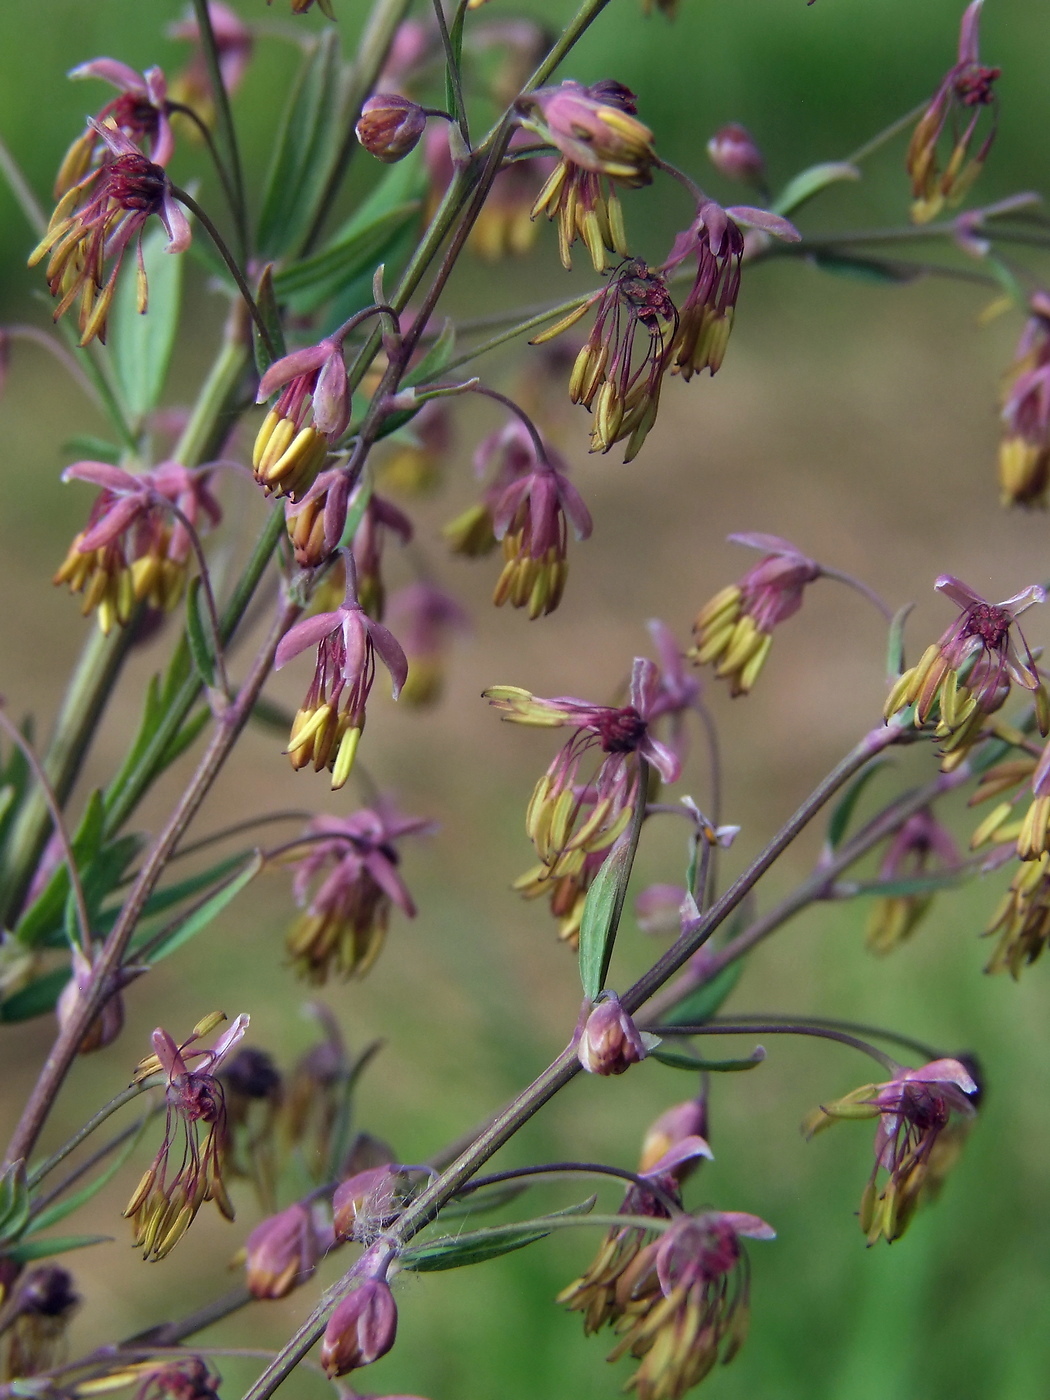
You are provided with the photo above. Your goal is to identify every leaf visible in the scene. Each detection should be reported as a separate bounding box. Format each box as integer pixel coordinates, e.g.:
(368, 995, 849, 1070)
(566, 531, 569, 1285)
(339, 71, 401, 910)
(111, 222, 184, 421)
(401, 1197, 596, 1273)
(663, 958, 744, 1027)
(62, 435, 122, 464)
(771, 161, 861, 217)
(6, 1234, 111, 1264)
(256, 31, 343, 258)
(15, 792, 105, 947)
(886, 602, 915, 681)
(845, 871, 963, 898)
(809, 251, 923, 285)
(0, 968, 69, 1023)
(578, 841, 633, 1002)
(0, 1160, 30, 1244)
(158, 707, 210, 770)
(274, 204, 421, 312)
(402, 320, 456, 389)
(825, 760, 890, 852)
(650, 1043, 766, 1073)
(185, 578, 217, 689)
(144, 852, 263, 963)
(252, 264, 286, 376)
(338, 478, 374, 550)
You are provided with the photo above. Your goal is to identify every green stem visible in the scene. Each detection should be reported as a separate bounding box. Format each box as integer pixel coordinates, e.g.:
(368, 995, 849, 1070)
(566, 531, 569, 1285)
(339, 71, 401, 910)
(174, 328, 251, 469)
(26, 1081, 149, 1189)
(190, 0, 249, 260)
(846, 100, 928, 166)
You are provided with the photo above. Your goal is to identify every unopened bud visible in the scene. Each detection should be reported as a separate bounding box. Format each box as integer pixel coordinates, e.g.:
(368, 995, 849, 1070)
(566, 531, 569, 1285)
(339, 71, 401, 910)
(575, 993, 650, 1075)
(706, 123, 766, 186)
(245, 1203, 318, 1299)
(638, 1099, 709, 1175)
(333, 1165, 401, 1241)
(357, 94, 428, 163)
(320, 1278, 398, 1377)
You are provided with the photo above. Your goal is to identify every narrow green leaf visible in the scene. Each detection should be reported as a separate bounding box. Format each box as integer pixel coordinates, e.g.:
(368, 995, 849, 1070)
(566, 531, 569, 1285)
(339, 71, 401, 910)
(771, 161, 860, 217)
(0, 968, 69, 1023)
(274, 204, 421, 310)
(810, 251, 922, 285)
(62, 435, 122, 464)
(111, 222, 184, 420)
(15, 791, 105, 947)
(145, 852, 263, 963)
(337, 477, 375, 551)
(650, 1043, 765, 1073)
(253, 264, 286, 376)
(0, 1160, 30, 1244)
(185, 577, 217, 689)
(846, 871, 962, 899)
(886, 602, 915, 681)
(578, 841, 633, 1002)
(7, 1234, 111, 1264)
(256, 32, 342, 258)
(159, 707, 210, 769)
(403, 320, 456, 388)
(825, 760, 890, 852)
(123, 850, 255, 927)
(402, 1197, 595, 1272)
(664, 959, 744, 1027)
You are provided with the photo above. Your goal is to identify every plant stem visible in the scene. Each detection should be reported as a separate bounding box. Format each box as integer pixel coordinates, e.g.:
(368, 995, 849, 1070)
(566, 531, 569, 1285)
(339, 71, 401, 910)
(649, 1022, 900, 1073)
(846, 101, 928, 166)
(432, 0, 470, 146)
(3, 600, 301, 1170)
(26, 1082, 149, 1189)
(190, 0, 249, 260)
(171, 187, 274, 358)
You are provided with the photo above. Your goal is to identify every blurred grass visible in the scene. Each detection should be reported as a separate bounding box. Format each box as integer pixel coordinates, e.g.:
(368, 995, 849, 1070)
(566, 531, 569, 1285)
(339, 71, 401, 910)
(3, 3, 1050, 1400)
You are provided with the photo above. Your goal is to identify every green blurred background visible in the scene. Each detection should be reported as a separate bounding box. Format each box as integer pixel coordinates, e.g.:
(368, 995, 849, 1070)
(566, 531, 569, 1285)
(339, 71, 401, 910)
(3, 2, 1050, 1398)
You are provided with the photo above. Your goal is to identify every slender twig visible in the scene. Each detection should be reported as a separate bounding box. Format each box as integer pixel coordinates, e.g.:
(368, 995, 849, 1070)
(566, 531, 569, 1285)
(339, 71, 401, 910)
(649, 1022, 901, 1074)
(165, 99, 242, 238)
(0, 130, 46, 235)
(654, 156, 704, 206)
(846, 100, 928, 166)
(161, 499, 231, 699)
(26, 1081, 151, 1189)
(190, 0, 248, 258)
(460, 383, 551, 464)
(170, 811, 313, 862)
(170, 187, 274, 358)
(818, 565, 895, 623)
(704, 1014, 942, 1065)
(0, 707, 91, 956)
(457, 1161, 683, 1216)
(27, 1111, 157, 1221)
(3, 326, 100, 405)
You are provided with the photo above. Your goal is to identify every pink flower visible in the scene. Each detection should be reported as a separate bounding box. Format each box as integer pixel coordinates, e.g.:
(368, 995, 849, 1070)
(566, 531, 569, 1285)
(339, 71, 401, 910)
(275, 560, 408, 790)
(253, 337, 350, 500)
(245, 1202, 330, 1299)
(57, 60, 174, 196)
(387, 582, 470, 706)
(999, 292, 1050, 507)
(706, 124, 766, 186)
(285, 802, 433, 983)
(320, 1249, 399, 1378)
(169, 4, 254, 114)
(575, 993, 651, 1075)
(29, 123, 190, 347)
(124, 1013, 248, 1260)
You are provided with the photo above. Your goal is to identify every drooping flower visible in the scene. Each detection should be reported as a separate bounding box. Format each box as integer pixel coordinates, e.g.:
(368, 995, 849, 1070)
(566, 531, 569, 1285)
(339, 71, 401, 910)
(906, 0, 1000, 223)
(133, 1358, 221, 1400)
(55, 941, 140, 1053)
(442, 414, 538, 559)
(244, 1201, 329, 1299)
(53, 459, 222, 632)
(357, 94, 428, 163)
(997, 292, 1050, 507)
(575, 993, 652, 1075)
(2, 1266, 80, 1379)
(275, 559, 408, 789)
(984, 851, 1050, 976)
(168, 4, 254, 130)
(540, 258, 678, 461)
(706, 124, 767, 188)
(606, 1210, 775, 1398)
(253, 337, 350, 500)
(320, 1247, 399, 1379)
(485, 657, 680, 873)
(519, 81, 654, 271)
(56, 61, 174, 197)
(386, 582, 470, 705)
(804, 1057, 978, 1244)
(220, 1046, 283, 1211)
(663, 202, 798, 381)
(333, 1163, 403, 1241)
(645, 619, 702, 765)
(865, 809, 961, 954)
(124, 1011, 248, 1260)
(283, 1003, 351, 1169)
(513, 836, 608, 949)
(884, 574, 1046, 768)
(486, 421, 592, 618)
(29, 123, 191, 347)
(283, 803, 433, 983)
(558, 1134, 711, 1334)
(689, 533, 821, 696)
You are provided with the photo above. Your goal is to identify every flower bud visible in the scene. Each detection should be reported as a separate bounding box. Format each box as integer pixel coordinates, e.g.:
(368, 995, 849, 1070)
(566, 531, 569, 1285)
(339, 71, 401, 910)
(333, 1165, 401, 1241)
(706, 123, 766, 185)
(244, 1203, 319, 1299)
(638, 1098, 709, 1175)
(320, 1278, 398, 1377)
(575, 993, 649, 1075)
(357, 95, 428, 163)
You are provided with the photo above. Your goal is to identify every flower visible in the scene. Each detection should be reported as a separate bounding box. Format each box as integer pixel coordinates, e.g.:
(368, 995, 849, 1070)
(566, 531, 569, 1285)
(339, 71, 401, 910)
(690, 533, 821, 696)
(645, 619, 702, 765)
(998, 292, 1050, 507)
(386, 582, 470, 705)
(56, 60, 173, 197)
(320, 1250, 399, 1379)
(253, 337, 350, 500)
(333, 1164, 403, 1241)
(984, 851, 1050, 975)
(575, 993, 652, 1075)
(544, 259, 678, 461)
(350, 493, 414, 620)
(29, 124, 190, 347)
(124, 1012, 248, 1260)
(55, 942, 140, 1053)
(3, 1266, 79, 1379)
(520, 81, 653, 271)
(245, 1202, 327, 1299)
(357, 94, 428, 162)
(485, 657, 680, 873)
(284, 803, 433, 983)
(442, 414, 540, 559)
(220, 1046, 283, 1209)
(906, 0, 999, 223)
(275, 559, 408, 789)
(706, 124, 766, 187)
(884, 575, 1046, 768)
(638, 1098, 709, 1175)
(168, 5, 254, 130)
(865, 809, 961, 954)
(605, 1210, 775, 1398)
(513, 838, 608, 949)
(53, 459, 222, 632)
(486, 421, 592, 618)
(804, 1057, 978, 1244)
(134, 1359, 221, 1400)
(558, 1135, 712, 1333)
